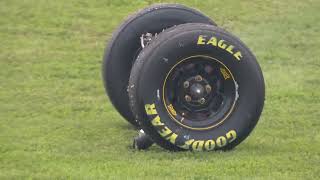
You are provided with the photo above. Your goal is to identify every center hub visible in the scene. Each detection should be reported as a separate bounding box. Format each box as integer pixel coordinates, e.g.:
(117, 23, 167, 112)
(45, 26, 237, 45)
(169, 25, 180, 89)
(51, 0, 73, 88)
(190, 83, 205, 99)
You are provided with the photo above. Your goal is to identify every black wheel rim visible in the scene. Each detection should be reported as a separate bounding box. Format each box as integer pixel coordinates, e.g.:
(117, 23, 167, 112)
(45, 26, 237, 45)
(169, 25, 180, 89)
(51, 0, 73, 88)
(163, 55, 238, 130)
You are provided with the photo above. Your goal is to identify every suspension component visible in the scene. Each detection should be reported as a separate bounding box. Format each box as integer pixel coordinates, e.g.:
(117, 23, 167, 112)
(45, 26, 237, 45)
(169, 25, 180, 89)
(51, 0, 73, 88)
(140, 33, 154, 48)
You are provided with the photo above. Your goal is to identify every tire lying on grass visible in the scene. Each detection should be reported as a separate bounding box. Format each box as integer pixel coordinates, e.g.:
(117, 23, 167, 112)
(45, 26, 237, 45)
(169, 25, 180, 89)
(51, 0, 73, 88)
(102, 4, 216, 128)
(128, 24, 265, 151)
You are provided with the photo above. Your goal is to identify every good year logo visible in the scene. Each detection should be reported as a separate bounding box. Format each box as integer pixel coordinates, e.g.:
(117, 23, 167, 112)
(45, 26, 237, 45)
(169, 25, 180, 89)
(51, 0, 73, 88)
(145, 104, 237, 151)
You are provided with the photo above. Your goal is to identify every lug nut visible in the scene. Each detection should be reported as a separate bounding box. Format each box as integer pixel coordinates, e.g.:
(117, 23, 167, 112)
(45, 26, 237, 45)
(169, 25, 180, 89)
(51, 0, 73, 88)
(195, 75, 203, 82)
(185, 95, 192, 102)
(205, 85, 212, 93)
(199, 98, 206, 104)
(183, 81, 190, 88)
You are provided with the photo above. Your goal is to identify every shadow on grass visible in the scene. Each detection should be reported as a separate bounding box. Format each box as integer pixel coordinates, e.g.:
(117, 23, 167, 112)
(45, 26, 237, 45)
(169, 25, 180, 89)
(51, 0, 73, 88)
(126, 140, 276, 161)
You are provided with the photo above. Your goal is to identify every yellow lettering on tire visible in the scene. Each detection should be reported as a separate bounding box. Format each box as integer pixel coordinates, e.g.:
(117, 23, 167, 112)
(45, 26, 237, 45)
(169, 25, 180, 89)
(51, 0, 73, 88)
(204, 140, 216, 151)
(151, 116, 164, 126)
(179, 139, 195, 149)
(145, 104, 157, 115)
(159, 126, 172, 137)
(166, 133, 178, 144)
(167, 104, 177, 116)
(220, 68, 231, 80)
(206, 37, 217, 46)
(216, 136, 227, 148)
(226, 130, 237, 143)
(197, 35, 206, 45)
(192, 141, 205, 151)
(196, 35, 242, 61)
(226, 45, 235, 54)
(218, 40, 227, 49)
(234, 51, 242, 61)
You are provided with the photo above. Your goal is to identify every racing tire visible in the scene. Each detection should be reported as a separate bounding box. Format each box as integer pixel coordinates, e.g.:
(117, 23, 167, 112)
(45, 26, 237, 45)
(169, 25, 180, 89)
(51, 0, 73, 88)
(128, 23, 265, 151)
(102, 4, 216, 127)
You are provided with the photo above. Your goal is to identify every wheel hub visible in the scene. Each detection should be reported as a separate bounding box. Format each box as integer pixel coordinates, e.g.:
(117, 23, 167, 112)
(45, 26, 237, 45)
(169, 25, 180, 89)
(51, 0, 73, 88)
(182, 74, 213, 107)
(190, 83, 205, 98)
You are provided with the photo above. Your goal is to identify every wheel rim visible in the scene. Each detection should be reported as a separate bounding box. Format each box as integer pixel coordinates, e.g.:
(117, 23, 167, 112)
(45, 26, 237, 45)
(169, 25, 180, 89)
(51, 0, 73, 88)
(163, 55, 238, 130)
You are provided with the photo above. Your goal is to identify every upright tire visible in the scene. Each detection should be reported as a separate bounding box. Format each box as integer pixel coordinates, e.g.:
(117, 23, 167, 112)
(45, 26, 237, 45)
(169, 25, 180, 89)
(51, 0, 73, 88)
(128, 24, 265, 151)
(102, 4, 216, 127)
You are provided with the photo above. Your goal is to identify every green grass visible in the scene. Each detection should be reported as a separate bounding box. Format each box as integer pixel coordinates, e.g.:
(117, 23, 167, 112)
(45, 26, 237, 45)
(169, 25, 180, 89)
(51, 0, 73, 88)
(1, 0, 319, 179)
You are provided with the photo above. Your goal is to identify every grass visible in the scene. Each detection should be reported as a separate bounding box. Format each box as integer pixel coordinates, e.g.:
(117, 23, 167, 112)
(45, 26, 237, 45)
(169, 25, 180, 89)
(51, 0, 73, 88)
(0, 0, 319, 179)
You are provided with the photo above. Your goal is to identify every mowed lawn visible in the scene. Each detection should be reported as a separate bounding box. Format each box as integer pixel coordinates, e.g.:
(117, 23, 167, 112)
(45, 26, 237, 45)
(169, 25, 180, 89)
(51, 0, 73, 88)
(0, 0, 319, 179)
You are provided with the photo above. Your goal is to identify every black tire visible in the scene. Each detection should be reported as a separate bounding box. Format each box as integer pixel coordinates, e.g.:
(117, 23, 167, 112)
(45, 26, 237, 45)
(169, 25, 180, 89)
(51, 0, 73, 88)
(128, 23, 265, 151)
(102, 4, 216, 127)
